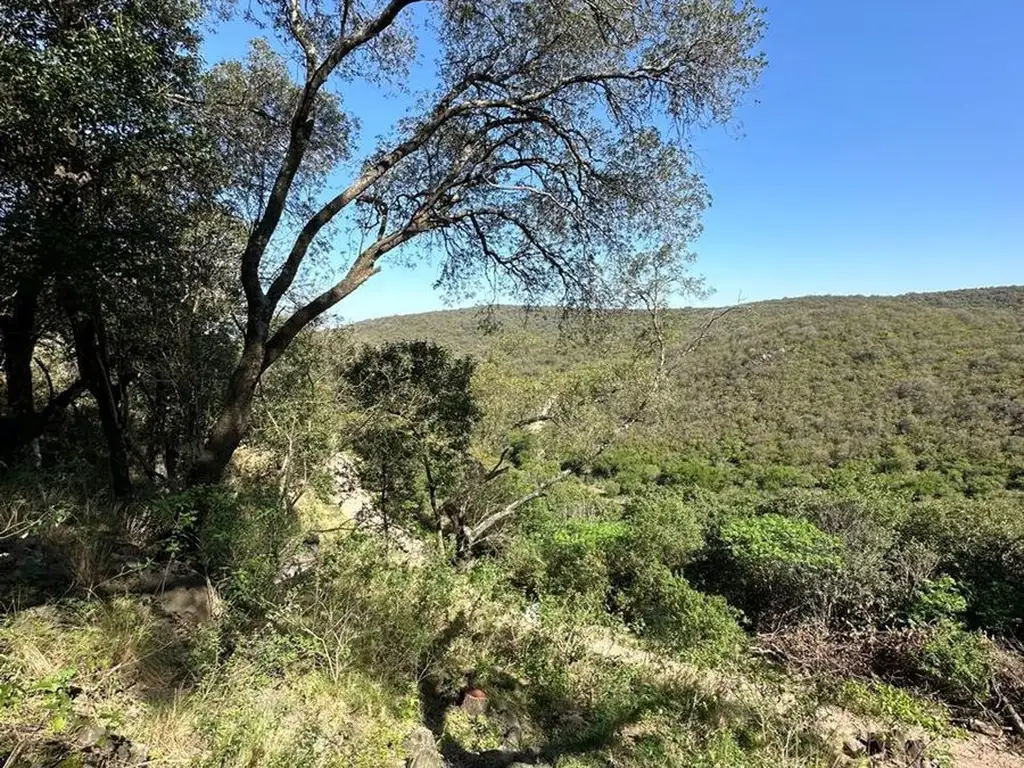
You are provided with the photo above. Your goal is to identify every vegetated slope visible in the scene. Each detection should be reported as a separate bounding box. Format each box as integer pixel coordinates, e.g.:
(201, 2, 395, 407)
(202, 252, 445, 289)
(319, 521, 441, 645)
(351, 286, 1024, 480)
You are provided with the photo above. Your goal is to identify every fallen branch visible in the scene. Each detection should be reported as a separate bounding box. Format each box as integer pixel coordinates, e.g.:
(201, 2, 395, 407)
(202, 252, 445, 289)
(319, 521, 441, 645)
(995, 680, 1024, 738)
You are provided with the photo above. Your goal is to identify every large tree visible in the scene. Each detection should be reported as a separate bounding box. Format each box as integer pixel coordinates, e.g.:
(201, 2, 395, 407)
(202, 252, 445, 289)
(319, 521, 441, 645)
(191, 0, 766, 483)
(0, 0, 224, 489)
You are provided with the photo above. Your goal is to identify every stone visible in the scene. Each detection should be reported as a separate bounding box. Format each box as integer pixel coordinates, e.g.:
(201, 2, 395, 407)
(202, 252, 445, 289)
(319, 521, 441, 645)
(156, 583, 218, 624)
(842, 737, 866, 758)
(502, 722, 523, 750)
(73, 718, 108, 748)
(405, 726, 444, 768)
(967, 718, 1003, 737)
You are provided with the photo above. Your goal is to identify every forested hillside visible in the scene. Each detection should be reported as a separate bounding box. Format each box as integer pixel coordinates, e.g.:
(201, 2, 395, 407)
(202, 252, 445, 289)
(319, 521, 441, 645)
(354, 286, 1024, 482)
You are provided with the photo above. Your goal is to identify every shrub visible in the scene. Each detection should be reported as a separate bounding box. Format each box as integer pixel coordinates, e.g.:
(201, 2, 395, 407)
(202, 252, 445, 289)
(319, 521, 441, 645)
(617, 463, 663, 495)
(896, 471, 955, 500)
(907, 576, 967, 626)
(916, 622, 994, 703)
(590, 445, 663, 494)
(797, 497, 933, 625)
(613, 565, 743, 661)
(504, 517, 627, 607)
(611, 491, 705, 575)
(748, 464, 816, 492)
(837, 680, 951, 734)
(272, 535, 455, 691)
(701, 514, 844, 628)
(899, 499, 1024, 634)
(658, 457, 732, 492)
(541, 519, 626, 601)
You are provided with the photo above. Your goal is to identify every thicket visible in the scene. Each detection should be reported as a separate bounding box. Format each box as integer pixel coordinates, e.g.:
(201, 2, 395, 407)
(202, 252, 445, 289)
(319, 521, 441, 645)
(4, 288, 1024, 764)
(1, 0, 1022, 762)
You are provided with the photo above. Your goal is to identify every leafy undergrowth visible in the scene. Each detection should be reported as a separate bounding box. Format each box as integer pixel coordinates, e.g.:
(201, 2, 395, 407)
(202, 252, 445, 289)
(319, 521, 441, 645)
(0, 533, 839, 767)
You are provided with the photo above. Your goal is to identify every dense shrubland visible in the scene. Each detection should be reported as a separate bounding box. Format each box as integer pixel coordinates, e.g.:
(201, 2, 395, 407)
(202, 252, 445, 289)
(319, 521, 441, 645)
(3, 288, 1024, 765)
(2, 0, 1023, 764)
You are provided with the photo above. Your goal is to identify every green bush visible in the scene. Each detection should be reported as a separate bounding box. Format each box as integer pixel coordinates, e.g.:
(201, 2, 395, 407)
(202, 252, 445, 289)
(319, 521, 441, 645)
(598, 493, 741, 659)
(899, 500, 1024, 634)
(907, 576, 967, 626)
(590, 445, 664, 495)
(747, 464, 816, 492)
(701, 514, 844, 627)
(541, 519, 627, 601)
(272, 534, 455, 691)
(617, 463, 663, 495)
(837, 680, 951, 734)
(613, 565, 743, 660)
(504, 517, 626, 606)
(658, 457, 732, 492)
(796, 497, 927, 625)
(916, 622, 993, 703)
(896, 471, 955, 500)
(611, 492, 705, 576)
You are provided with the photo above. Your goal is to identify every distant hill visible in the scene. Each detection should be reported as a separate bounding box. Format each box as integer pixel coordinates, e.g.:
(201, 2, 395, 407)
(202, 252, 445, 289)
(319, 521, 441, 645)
(350, 286, 1024, 476)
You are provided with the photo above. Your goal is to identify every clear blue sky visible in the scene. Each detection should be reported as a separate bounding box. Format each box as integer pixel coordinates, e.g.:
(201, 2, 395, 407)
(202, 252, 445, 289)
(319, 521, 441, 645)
(202, 1, 1023, 321)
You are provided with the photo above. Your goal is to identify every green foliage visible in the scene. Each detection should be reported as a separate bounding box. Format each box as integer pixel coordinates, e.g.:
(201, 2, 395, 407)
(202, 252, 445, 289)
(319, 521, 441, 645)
(541, 520, 625, 601)
(592, 446, 663, 494)
(442, 708, 505, 752)
(747, 464, 816, 492)
(907, 576, 968, 626)
(150, 484, 298, 607)
(605, 494, 742, 658)
(899, 498, 1024, 634)
(342, 341, 480, 531)
(272, 535, 456, 691)
(659, 457, 733, 492)
(31, 667, 77, 732)
(613, 566, 744, 661)
(505, 490, 741, 659)
(703, 514, 844, 627)
(837, 680, 951, 734)
(916, 622, 994, 703)
(612, 492, 706, 575)
(354, 290, 1024, 484)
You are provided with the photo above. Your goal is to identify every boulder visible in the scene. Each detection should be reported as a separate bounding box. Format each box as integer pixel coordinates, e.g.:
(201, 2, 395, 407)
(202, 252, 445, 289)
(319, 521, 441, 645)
(405, 726, 444, 768)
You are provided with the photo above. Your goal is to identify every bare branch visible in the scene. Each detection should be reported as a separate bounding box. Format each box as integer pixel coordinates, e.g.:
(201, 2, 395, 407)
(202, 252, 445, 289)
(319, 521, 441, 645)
(467, 468, 572, 547)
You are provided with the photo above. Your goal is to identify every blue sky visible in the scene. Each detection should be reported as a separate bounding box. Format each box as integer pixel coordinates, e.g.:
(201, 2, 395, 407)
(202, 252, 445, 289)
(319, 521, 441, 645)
(202, 1, 1023, 321)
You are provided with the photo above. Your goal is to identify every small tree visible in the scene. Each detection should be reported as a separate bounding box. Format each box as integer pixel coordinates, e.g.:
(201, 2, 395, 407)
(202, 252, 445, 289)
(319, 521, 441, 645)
(343, 341, 480, 534)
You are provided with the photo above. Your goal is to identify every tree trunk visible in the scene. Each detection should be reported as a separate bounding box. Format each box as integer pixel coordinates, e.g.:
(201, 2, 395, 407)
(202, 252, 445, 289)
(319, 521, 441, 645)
(188, 341, 265, 485)
(66, 299, 132, 497)
(2, 282, 39, 421)
(1, 278, 42, 466)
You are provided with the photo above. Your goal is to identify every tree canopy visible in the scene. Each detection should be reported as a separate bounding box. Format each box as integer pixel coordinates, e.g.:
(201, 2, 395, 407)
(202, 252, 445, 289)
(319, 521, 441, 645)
(0, 0, 228, 490)
(190, 0, 767, 482)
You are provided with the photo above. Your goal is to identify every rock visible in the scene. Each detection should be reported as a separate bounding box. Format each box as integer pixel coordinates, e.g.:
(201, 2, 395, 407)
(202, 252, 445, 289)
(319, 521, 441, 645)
(502, 721, 523, 750)
(405, 726, 443, 768)
(155, 583, 218, 624)
(82, 733, 148, 766)
(74, 717, 108, 748)
(842, 737, 866, 757)
(461, 688, 488, 716)
(967, 717, 1003, 737)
